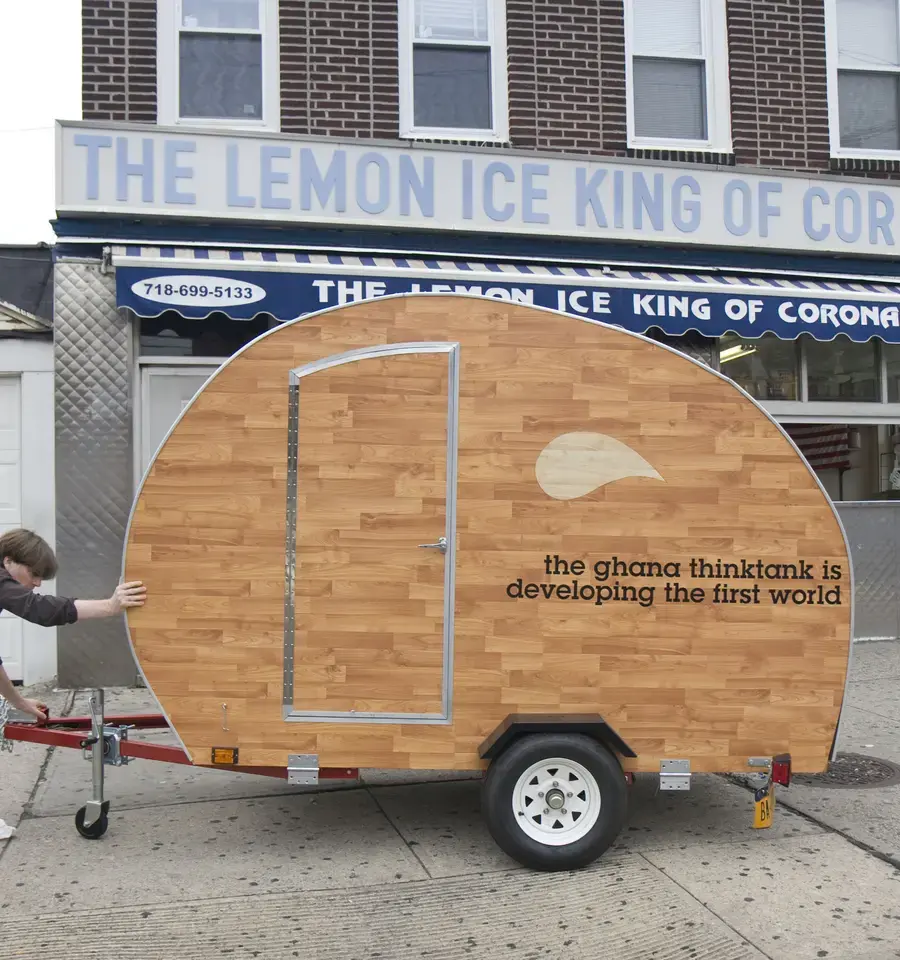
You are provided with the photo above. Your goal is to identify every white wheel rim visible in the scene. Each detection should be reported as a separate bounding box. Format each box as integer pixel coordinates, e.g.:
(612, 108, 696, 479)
(511, 757, 602, 846)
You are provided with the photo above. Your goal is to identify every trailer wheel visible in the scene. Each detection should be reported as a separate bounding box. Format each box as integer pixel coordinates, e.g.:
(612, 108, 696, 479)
(75, 805, 109, 840)
(482, 733, 627, 872)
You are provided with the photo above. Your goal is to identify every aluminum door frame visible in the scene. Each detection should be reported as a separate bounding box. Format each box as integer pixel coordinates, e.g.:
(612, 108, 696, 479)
(283, 342, 460, 724)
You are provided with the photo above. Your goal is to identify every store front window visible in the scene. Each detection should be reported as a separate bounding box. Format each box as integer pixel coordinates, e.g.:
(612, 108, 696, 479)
(138, 311, 276, 357)
(716, 332, 884, 404)
(883, 342, 900, 403)
(646, 327, 718, 367)
(786, 423, 900, 501)
(805, 334, 879, 402)
(717, 333, 798, 400)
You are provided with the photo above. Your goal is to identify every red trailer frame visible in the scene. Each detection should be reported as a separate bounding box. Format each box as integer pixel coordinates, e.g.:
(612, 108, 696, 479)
(4, 712, 358, 779)
(0, 690, 358, 839)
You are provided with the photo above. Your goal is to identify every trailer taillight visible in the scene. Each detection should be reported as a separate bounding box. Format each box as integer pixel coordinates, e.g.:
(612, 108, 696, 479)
(772, 753, 791, 787)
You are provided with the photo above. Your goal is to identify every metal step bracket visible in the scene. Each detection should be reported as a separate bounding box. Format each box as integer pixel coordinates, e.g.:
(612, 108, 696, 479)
(746, 756, 773, 787)
(288, 753, 319, 785)
(659, 758, 691, 791)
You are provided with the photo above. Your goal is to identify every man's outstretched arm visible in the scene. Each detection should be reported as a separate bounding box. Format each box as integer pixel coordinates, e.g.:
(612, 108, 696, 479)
(0, 579, 146, 625)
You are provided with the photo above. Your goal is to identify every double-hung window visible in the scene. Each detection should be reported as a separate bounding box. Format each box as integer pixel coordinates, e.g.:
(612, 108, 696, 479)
(624, 0, 731, 152)
(827, 0, 900, 156)
(157, 0, 280, 130)
(398, 0, 509, 141)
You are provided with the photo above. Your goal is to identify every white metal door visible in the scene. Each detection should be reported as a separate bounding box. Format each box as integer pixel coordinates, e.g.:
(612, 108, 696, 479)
(0, 377, 23, 678)
(139, 367, 217, 475)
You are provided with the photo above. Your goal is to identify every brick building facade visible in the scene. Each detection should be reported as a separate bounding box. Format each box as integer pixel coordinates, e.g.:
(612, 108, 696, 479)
(81, 0, 900, 175)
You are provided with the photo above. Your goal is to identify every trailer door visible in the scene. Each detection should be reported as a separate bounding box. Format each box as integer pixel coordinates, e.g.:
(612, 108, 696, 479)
(283, 342, 459, 725)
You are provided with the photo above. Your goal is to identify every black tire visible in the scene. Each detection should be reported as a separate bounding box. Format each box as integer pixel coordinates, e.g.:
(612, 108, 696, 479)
(482, 733, 628, 872)
(75, 804, 109, 839)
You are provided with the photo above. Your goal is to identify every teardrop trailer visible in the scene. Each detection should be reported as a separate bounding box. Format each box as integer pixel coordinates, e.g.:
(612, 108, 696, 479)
(1, 294, 853, 872)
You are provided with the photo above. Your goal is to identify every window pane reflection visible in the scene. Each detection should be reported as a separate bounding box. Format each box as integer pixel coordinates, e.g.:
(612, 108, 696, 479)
(182, 0, 259, 29)
(838, 72, 900, 150)
(180, 34, 262, 119)
(414, 0, 489, 41)
(139, 313, 274, 357)
(718, 333, 797, 400)
(633, 58, 707, 140)
(413, 46, 492, 129)
(884, 342, 900, 401)
(805, 334, 878, 401)
(645, 328, 717, 366)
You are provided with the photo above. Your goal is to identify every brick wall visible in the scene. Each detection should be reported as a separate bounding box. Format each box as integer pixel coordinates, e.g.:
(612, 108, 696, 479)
(279, 0, 628, 153)
(503, 0, 628, 156)
(279, 0, 398, 138)
(79, 0, 627, 154)
(727, 0, 831, 172)
(83, 0, 156, 123)
(724, 0, 900, 177)
(81, 0, 900, 180)
(508, 1, 601, 153)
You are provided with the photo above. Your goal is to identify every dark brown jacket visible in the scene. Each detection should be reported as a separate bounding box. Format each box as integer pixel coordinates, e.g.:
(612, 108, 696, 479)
(0, 568, 77, 666)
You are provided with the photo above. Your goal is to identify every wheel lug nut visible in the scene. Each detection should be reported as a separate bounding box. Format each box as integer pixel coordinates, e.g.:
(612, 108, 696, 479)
(567, 792, 573, 798)
(561, 808, 567, 815)
(543, 808, 550, 814)
(552, 781, 559, 787)
(538, 791, 544, 798)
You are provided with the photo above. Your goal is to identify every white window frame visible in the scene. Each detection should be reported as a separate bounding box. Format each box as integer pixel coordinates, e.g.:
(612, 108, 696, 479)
(157, 0, 281, 131)
(825, 0, 900, 159)
(624, 0, 732, 153)
(398, 0, 509, 142)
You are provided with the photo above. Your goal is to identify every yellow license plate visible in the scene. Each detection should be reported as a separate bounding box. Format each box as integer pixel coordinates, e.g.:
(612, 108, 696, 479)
(753, 781, 775, 829)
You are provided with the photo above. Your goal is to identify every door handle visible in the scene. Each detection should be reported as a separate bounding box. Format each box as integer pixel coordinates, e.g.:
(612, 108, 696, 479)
(418, 536, 448, 554)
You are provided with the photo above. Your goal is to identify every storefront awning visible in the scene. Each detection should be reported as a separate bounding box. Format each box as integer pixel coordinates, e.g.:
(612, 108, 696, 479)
(111, 245, 900, 343)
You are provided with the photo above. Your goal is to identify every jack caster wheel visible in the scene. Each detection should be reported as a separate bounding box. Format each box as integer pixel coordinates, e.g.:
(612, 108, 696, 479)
(75, 802, 110, 839)
(483, 733, 628, 872)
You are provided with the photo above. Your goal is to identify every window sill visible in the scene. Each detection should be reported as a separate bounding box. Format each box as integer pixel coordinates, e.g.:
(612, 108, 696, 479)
(628, 137, 733, 154)
(400, 128, 510, 144)
(763, 400, 900, 424)
(159, 115, 281, 134)
(831, 147, 900, 160)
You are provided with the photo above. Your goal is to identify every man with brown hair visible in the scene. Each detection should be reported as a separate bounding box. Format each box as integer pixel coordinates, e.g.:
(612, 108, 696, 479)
(0, 528, 146, 721)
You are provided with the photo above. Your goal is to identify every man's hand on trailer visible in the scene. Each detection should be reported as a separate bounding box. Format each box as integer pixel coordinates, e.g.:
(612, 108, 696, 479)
(0, 667, 48, 722)
(13, 698, 48, 723)
(74, 581, 147, 619)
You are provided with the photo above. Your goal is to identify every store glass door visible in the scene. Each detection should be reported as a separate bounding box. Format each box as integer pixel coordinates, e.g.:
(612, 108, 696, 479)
(139, 366, 218, 475)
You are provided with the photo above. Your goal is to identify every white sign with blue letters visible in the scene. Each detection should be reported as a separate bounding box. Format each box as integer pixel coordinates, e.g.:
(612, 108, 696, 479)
(58, 122, 900, 258)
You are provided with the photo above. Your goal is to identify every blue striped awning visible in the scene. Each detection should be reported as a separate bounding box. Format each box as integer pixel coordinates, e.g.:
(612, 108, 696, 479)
(110, 245, 900, 343)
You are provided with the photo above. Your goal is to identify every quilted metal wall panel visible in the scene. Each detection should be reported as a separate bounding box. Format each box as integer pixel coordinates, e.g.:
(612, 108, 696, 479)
(835, 502, 900, 642)
(54, 260, 137, 685)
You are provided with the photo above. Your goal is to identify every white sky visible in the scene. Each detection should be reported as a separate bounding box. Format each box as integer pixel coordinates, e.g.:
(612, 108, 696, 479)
(0, 2, 82, 244)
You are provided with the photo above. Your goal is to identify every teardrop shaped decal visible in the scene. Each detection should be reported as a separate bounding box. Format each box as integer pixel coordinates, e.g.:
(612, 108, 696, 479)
(535, 432, 664, 500)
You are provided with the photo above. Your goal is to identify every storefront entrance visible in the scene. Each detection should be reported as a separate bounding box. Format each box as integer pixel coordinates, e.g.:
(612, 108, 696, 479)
(138, 366, 217, 476)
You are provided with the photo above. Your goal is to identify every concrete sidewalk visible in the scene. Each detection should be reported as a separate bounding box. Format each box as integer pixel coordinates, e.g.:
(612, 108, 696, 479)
(2, 644, 900, 960)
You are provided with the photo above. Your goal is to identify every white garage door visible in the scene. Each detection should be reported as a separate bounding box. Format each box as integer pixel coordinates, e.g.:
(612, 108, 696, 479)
(0, 376, 23, 680)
